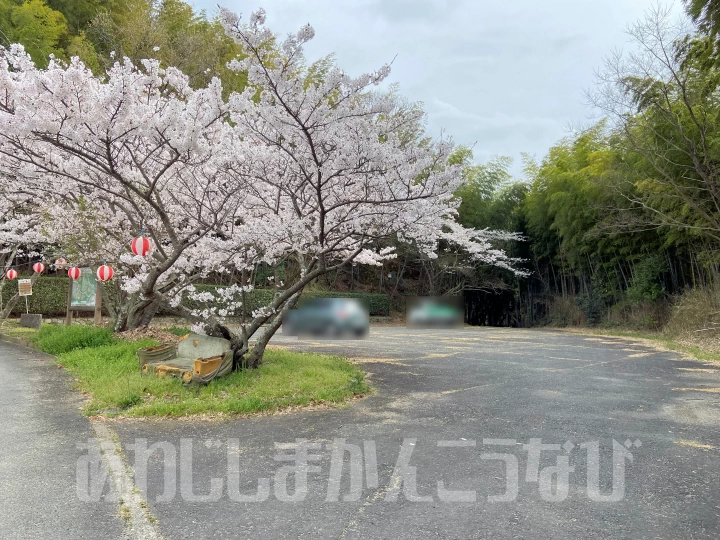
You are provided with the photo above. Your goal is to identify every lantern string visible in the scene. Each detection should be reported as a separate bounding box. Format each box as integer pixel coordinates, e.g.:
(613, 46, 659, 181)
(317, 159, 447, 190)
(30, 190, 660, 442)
(3, 237, 144, 272)
(1, 255, 117, 272)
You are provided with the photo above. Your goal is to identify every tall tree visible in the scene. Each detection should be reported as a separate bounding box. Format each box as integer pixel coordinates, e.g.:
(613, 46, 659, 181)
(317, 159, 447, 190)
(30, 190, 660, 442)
(86, 0, 248, 91)
(592, 6, 720, 244)
(685, 0, 720, 36)
(0, 8, 523, 366)
(46, 0, 103, 32)
(5, 0, 67, 66)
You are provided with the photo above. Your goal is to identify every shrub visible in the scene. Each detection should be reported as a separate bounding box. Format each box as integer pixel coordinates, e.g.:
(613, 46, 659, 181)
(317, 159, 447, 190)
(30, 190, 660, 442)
(170, 286, 391, 316)
(665, 285, 720, 338)
(7, 277, 392, 317)
(626, 255, 667, 302)
(184, 285, 276, 316)
(35, 324, 114, 355)
(576, 294, 605, 326)
(546, 296, 586, 326)
(605, 297, 669, 331)
(6, 276, 70, 316)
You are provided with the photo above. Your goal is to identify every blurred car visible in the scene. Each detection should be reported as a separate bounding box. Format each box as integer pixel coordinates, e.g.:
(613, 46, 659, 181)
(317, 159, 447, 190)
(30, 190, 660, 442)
(282, 298, 369, 338)
(406, 296, 464, 328)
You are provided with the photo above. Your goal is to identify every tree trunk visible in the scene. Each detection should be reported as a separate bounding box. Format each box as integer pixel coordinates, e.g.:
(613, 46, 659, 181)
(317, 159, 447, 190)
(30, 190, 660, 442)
(230, 336, 250, 371)
(127, 303, 160, 328)
(243, 312, 281, 369)
(243, 289, 302, 369)
(0, 292, 20, 320)
(112, 297, 164, 332)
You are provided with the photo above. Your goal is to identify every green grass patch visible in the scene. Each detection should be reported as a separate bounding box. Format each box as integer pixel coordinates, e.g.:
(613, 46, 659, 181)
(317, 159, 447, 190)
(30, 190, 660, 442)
(29, 324, 369, 417)
(0, 319, 41, 341)
(164, 326, 192, 336)
(35, 324, 114, 355)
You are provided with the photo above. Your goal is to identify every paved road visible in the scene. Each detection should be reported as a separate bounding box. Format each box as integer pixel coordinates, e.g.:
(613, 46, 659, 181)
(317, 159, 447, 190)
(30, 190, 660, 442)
(0, 341, 127, 540)
(108, 327, 720, 539)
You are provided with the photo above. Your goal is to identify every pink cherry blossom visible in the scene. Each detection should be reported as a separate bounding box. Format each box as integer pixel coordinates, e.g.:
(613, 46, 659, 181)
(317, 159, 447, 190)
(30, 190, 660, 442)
(0, 10, 524, 367)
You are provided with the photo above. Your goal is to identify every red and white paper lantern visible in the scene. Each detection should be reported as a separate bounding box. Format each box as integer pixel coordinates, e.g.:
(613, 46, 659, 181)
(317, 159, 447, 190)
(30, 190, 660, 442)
(131, 236, 151, 257)
(32, 262, 45, 274)
(67, 267, 81, 280)
(96, 264, 114, 282)
(5, 268, 17, 280)
(54, 258, 67, 269)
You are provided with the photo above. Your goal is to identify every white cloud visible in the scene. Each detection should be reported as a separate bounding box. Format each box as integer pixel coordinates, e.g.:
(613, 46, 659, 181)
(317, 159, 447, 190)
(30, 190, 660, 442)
(192, 0, 684, 175)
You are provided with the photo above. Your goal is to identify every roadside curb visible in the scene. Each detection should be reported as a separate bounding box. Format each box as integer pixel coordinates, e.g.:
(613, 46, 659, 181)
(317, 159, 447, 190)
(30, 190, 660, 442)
(0, 333, 34, 349)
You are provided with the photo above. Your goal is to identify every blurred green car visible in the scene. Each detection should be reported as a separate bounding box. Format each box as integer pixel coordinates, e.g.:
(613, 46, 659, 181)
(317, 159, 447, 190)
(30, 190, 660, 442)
(407, 297, 464, 328)
(283, 298, 369, 338)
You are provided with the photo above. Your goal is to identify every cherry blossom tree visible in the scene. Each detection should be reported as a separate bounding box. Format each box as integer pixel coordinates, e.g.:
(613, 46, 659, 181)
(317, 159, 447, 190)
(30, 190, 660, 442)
(0, 172, 48, 319)
(0, 177, 26, 274)
(0, 7, 524, 369)
(0, 44, 244, 330)
(203, 8, 524, 365)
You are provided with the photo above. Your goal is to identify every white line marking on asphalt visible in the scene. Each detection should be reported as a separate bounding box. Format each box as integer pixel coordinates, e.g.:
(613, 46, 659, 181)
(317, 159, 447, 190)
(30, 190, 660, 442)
(92, 421, 162, 540)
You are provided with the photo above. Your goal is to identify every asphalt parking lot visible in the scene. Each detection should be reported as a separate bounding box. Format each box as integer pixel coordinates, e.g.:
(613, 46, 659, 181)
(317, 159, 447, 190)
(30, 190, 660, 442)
(104, 327, 720, 539)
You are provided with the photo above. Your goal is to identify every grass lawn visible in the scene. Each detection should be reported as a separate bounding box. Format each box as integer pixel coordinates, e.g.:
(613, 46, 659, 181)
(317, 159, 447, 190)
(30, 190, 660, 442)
(2, 322, 369, 418)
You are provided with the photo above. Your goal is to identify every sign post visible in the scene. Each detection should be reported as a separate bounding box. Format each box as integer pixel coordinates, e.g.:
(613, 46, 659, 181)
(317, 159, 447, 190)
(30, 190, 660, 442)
(18, 279, 32, 314)
(17, 278, 42, 328)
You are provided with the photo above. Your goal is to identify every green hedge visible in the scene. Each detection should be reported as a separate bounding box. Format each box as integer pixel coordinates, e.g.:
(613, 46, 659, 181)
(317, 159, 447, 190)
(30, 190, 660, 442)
(4, 277, 69, 316)
(297, 291, 391, 316)
(184, 285, 276, 316)
(3, 277, 390, 317)
(185, 285, 390, 316)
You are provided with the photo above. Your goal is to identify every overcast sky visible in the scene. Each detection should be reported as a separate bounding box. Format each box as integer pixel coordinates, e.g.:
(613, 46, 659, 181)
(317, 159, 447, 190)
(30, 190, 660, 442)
(190, 0, 682, 177)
